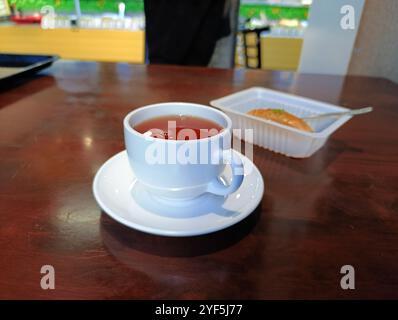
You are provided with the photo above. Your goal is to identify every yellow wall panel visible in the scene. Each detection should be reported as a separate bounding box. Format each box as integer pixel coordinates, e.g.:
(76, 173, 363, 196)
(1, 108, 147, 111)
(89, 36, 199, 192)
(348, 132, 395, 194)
(0, 25, 145, 63)
(260, 37, 303, 71)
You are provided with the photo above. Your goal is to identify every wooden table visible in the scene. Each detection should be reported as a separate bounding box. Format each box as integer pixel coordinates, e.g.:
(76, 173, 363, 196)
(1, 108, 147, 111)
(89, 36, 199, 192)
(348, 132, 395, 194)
(0, 61, 397, 299)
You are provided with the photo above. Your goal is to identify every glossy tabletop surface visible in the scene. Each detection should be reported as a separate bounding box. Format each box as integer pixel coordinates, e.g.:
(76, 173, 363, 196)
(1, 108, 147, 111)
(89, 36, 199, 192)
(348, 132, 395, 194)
(0, 61, 397, 299)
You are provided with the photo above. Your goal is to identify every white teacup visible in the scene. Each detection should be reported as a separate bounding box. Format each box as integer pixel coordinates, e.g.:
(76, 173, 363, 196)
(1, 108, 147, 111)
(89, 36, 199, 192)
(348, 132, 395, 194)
(123, 102, 244, 200)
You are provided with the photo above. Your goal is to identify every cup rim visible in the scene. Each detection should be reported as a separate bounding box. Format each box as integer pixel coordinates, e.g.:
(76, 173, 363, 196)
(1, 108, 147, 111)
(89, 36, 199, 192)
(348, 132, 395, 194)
(123, 102, 232, 143)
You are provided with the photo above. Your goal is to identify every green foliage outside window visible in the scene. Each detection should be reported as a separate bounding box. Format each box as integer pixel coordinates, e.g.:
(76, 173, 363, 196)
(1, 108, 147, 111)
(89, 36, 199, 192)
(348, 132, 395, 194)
(240, 4, 309, 21)
(8, 0, 144, 13)
(8, 0, 308, 20)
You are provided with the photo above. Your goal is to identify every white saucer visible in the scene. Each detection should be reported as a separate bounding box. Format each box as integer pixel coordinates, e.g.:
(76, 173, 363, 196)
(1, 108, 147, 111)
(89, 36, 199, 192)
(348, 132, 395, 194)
(93, 150, 264, 237)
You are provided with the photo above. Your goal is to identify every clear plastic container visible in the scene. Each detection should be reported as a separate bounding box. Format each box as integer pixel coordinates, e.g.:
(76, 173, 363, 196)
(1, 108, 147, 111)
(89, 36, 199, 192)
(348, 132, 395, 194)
(210, 87, 352, 158)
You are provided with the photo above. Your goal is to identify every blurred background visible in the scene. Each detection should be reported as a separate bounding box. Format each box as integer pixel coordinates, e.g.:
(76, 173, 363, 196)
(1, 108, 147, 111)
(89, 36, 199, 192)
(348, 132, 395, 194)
(0, 0, 397, 82)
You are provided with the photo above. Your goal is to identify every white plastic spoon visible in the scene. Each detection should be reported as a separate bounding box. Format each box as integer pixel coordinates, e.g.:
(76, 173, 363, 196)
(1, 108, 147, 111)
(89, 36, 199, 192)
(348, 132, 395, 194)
(301, 107, 373, 120)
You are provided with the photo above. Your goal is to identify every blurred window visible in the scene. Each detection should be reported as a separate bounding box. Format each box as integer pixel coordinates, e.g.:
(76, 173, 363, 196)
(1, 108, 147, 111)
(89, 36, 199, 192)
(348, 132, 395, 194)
(8, 0, 144, 14)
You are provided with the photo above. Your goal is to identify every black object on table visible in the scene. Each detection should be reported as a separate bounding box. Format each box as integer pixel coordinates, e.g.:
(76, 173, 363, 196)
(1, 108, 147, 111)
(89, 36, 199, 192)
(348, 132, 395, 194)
(0, 53, 58, 85)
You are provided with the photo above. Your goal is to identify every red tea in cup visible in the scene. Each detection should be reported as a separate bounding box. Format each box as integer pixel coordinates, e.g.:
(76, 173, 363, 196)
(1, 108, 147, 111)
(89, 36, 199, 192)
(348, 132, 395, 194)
(134, 115, 223, 140)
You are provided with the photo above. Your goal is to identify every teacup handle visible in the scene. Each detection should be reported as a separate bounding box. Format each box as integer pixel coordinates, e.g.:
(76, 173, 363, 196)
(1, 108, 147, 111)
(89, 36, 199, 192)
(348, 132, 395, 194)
(206, 150, 244, 196)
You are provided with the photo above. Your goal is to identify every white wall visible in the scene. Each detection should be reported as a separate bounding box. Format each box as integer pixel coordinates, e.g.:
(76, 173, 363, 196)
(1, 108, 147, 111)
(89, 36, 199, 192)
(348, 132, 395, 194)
(299, 0, 365, 75)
